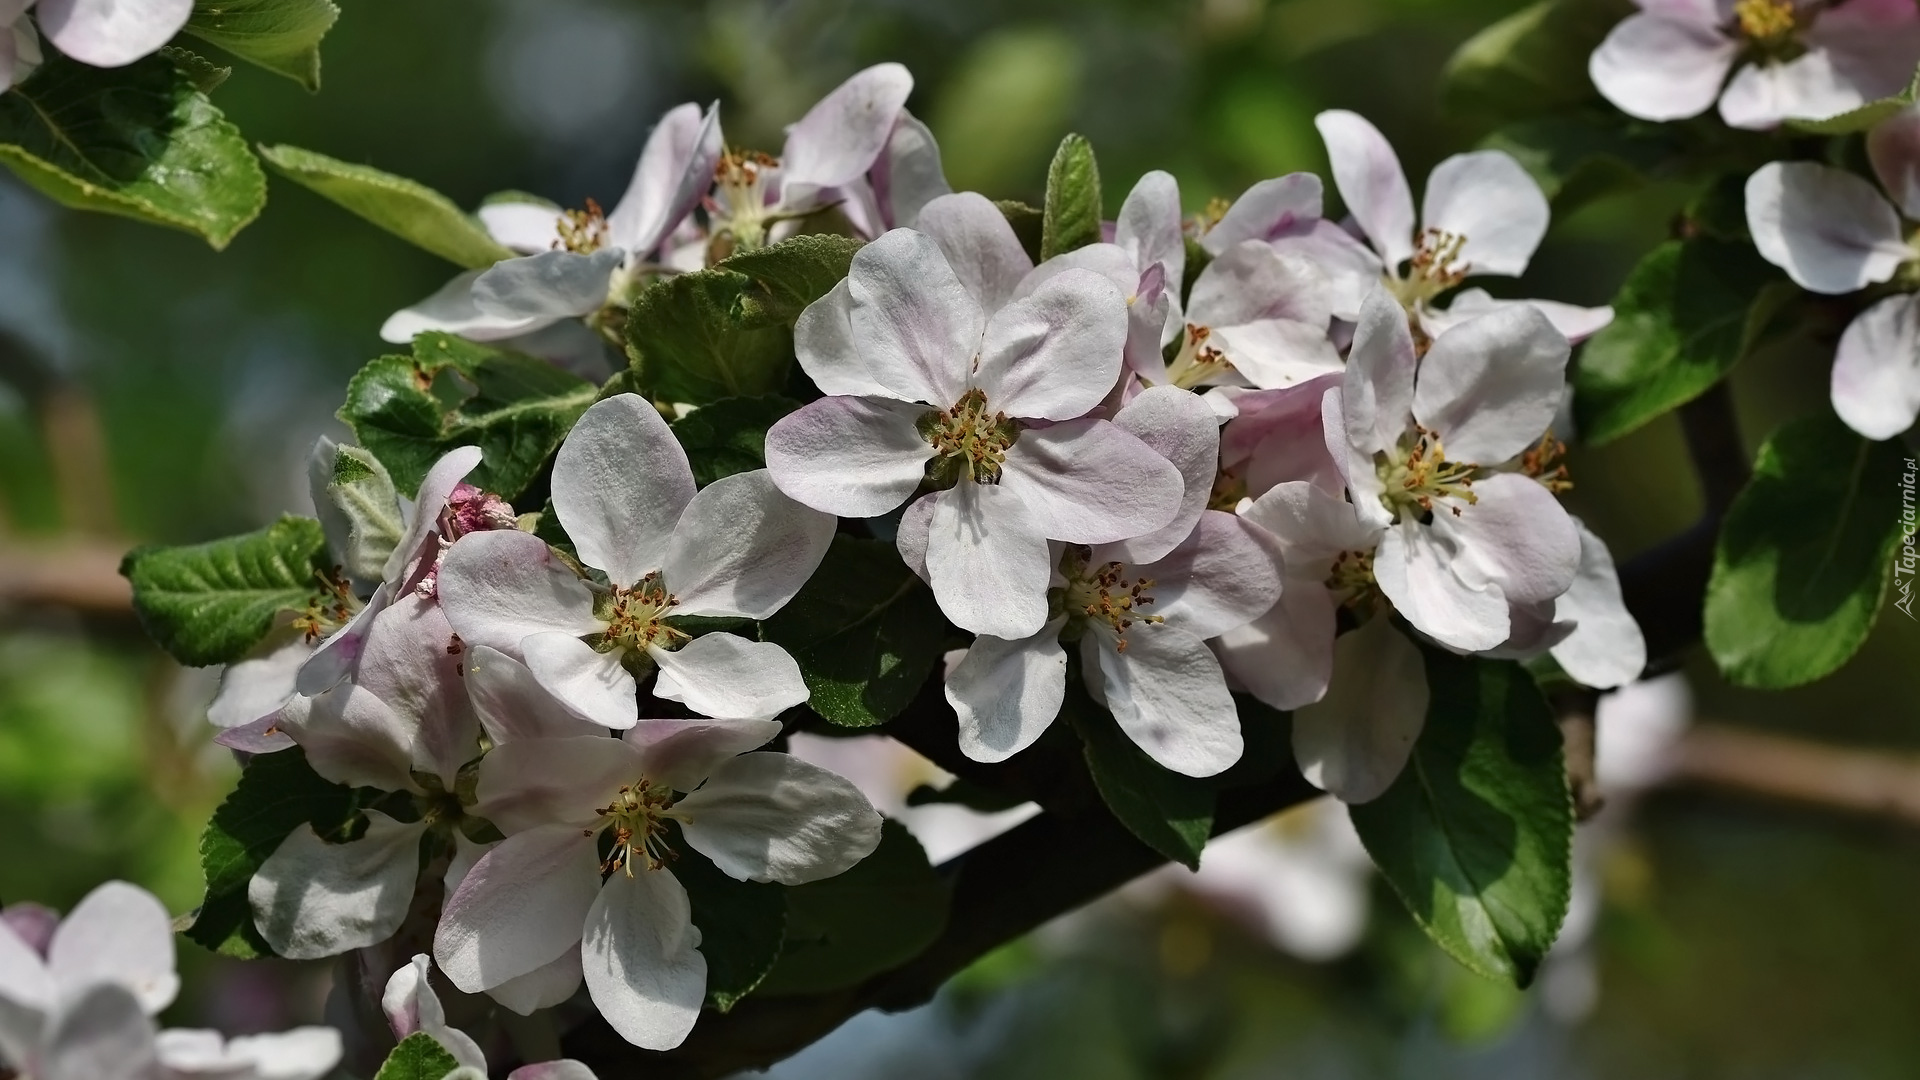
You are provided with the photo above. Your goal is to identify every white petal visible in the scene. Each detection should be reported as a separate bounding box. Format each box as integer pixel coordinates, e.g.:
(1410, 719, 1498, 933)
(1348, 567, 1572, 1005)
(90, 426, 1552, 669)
(1423, 288, 1615, 344)
(625, 718, 783, 793)
(1414, 303, 1569, 464)
(608, 103, 723, 256)
(552, 394, 696, 586)
(1587, 12, 1736, 122)
(1870, 102, 1920, 221)
(489, 948, 584, 1016)
(946, 623, 1068, 763)
(975, 268, 1128, 420)
(174, 1028, 345, 1080)
(780, 62, 914, 193)
(41, 983, 157, 1080)
(1239, 479, 1382, 561)
(997, 419, 1184, 544)
(676, 753, 884, 884)
(473, 249, 623, 320)
(1209, 318, 1344, 390)
(1314, 110, 1416, 268)
(1201, 173, 1323, 255)
(508, 1062, 600, 1080)
(872, 111, 952, 232)
(49, 881, 177, 1014)
(522, 632, 639, 730)
(1115, 170, 1186, 288)
(893, 492, 935, 582)
(1374, 520, 1510, 652)
(1746, 161, 1909, 295)
(1719, 45, 1892, 130)
(276, 681, 416, 794)
(1271, 224, 1383, 321)
(649, 634, 809, 721)
(294, 582, 392, 695)
(474, 735, 642, 834)
(435, 825, 600, 992)
(1832, 292, 1920, 439)
(795, 279, 889, 398)
(353, 591, 481, 787)
(249, 813, 425, 961)
(1106, 385, 1222, 564)
(1550, 521, 1648, 689)
(1189, 241, 1332, 330)
(1214, 576, 1338, 711)
(438, 530, 600, 657)
(379, 955, 485, 1071)
(580, 871, 705, 1050)
(923, 482, 1052, 639)
(1292, 617, 1428, 803)
(384, 444, 484, 587)
(847, 230, 980, 405)
(380, 272, 548, 345)
(0, 918, 52, 1048)
(465, 646, 608, 744)
(35, 0, 189, 67)
(1131, 510, 1282, 639)
(207, 640, 309, 731)
(1440, 473, 1582, 605)
(1342, 285, 1418, 456)
(1218, 374, 1349, 498)
(1092, 626, 1243, 777)
(1421, 151, 1548, 278)
(915, 191, 1034, 315)
(662, 470, 835, 618)
(479, 200, 563, 253)
(764, 395, 932, 518)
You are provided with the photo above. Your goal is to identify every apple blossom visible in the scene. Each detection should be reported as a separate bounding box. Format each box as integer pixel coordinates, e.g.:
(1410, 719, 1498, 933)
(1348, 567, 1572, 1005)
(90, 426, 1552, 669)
(382, 953, 601, 1079)
(1196, 172, 1382, 320)
(0, 0, 190, 80)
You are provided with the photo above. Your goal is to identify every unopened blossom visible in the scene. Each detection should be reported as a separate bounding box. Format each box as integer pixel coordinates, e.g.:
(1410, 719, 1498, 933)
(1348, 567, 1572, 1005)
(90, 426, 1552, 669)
(1746, 114, 1920, 439)
(1314, 110, 1612, 343)
(435, 721, 881, 1050)
(764, 228, 1184, 639)
(439, 393, 834, 726)
(1, 0, 190, 87)
(1590, 0, 1920, 130)
(384, 954, 601, 1079)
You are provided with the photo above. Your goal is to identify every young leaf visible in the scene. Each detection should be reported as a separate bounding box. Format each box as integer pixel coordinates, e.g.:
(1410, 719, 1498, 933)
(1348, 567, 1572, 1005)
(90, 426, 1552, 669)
(311, 440, 403, 583)
(670, 395, 801, 486)
(1348, 651, 1572, 987)
(373, 1033, 462, 1080)
(186, 747, 360, 958)
(185, 0, 341, 92)
(258, 144, 516, 269)
(1705, 414, 1912, 688)
(626, 269, 794, 406)
(996, 199, 1043, 264)
(1573, 237, 1789, 445)
(122, 516, 331, 667)
(760, 537, 946, 728)
(668, 830, 787, 1012)
(1040, 134, 1102, 261)
(1441, 0, 1630, 125)
(339, 333, 597, 499)
(756, 820, 950, 996)
(1786, 65, 1920, 135)
(1067, 688, 1216, 870)
(0, 53, 266, 249)
(720, 234, 863, 327)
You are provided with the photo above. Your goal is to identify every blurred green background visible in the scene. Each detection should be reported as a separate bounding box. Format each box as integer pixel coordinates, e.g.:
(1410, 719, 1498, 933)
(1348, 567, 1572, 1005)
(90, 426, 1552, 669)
(2, 0, 1918, 1074)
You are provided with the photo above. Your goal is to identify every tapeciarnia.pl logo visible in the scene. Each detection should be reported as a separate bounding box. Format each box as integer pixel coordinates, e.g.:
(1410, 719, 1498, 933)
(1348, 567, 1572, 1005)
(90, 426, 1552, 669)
(1898, 457, 1917, 620)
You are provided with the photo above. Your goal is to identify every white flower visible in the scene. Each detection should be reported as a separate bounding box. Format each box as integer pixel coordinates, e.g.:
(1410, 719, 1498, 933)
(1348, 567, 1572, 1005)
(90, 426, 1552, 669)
(438, 394, 834, 727)
(1314, 110, 1613, 343)
(1160, 240, 1342, 390)
(1196, 171, 1382, 321)
(1, 0, 190, 80)
(1590, 0, 1920, 130)
(434, 721, 881, 1050)
(383, 954, 602, 1079)
(1746, 118, 1920, 438)
(764, 228, 1184, 639)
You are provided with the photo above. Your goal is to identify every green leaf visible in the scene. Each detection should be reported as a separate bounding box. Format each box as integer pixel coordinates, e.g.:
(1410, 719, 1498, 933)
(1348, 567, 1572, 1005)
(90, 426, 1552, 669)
(259, 144, 515, 269)
(339, 332, 597, 499)
(1573, 237, 1789, 445)
(760, 537, 946, 728)
(185, 0, 341, 92)
(186, 747, 360, 958)
(626, 269, 794, 406)
(1441, 0, 1631, 125)
(757, 820, 950, 996)
(1704, 414, 1912, 688)
(122, 516, 330, 667)
(161, 46, 233, 94)
(1348, 651, 1572, 987)
(373, 1033, 462, 1080)
(1067, 687, 1216, 870)
(671, 395, 800, 486)
(312, 440, 403, 582)
(996, 199, 1043, 264)
(1786, 64, 1920, 134)
(669, 831, 786, 1012)
(1478, 116, 1681, 215)
(719, 234, 863, 327)
(0, 52, 266, 249)
(1040, 134, 1102, 261)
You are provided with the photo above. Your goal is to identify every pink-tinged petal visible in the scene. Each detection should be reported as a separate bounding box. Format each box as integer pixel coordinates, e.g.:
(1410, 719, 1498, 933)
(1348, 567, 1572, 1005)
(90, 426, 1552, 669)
(1013, 242, 1139, 302)
(608, 103, 723, 256)
(380, 271, 548, 345)
(1209, 319, 1344, 390)
(352, 591, 480, 787)
(1126, 511, 1283, 639)
(1746, 161, 1908, 294)
(847, 229, 980, 404)
(796, 280, 888, 398)
(870, 111, 952, 232)
(41, 983, 157, 1080)
(1374, 520, 1510, 652)
(278, 683, 417, 794)
(1422, 151, 1548, 278)
(35, 0, 189, 67)
(662, 470, 834, 619)
(385, 445, 484, 585)
(295, 582, 391, 696)
(1201, 173, 1324, 255)
(2, 903, 57, 960)
(1588, 12, 1736, 122)
(1719, 51, 1854, 129)
(48, 881, 177, 1013)
(1832, 293, 1920, 439)
(781, 62, 914, 193)
(1423, 289, 1615, 344)
(580, 869, 705, 1051)
(1127, 274, 1177, 382)
(923, 482, 1052, 639)
(998, 419, 1183, 544)
(1107, 386, 1221, 564)
(1342, 286, 1418, 456)
(976, 268, 1128, 420)
(552, 394, 696, 585)
(249, 813, 425, 961)
(676, 753, 883, 884)
(522, 632, 638, 731)
(473, 249, 623, 320)
(1314, 110, 1416, 268)
(946, 621, 1068, 763)
(648, 634, 809, 721)
(1439, 472, 1581, 605)
(1214, 574, 1339, 711)
(435, 825, 600, 992)
(1292, 617, 1428, 803)
(509, 1062, 598, 1080)
(476, 736, 640, 834)
(624, 718, 782, 793)
(207, 639, 309, 732)
(1115, 170, 1186, 286)
(1189, 241, 1333, 329)
(1869, 103, 1920, 220)
(489, 949, 584, 1017)
(213, 714, 296, 754)
(466, 646, 608, 744)
(1550, 520, 1647, 689)
(915, 191, 1034, 315)
(480, 201, 564, 254)
(1239, 480, 1382, 563)
(380, 956, 487, 1068)
(1795, 15, 1920, 121)
(1271, 223, 1382, 321)
(1219, 374, 1346, 497)
(1414, 303, 1569, 464)
(1324, 386, 1390, 530)
(1090, 626, 1242, 778)
(439, 531, 600, 656)
(765, 395, 931, 518)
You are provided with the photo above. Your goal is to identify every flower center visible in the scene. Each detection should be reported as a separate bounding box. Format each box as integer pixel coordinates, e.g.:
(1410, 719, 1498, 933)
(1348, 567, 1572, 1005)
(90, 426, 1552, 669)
(706, 149, 780, 259)
(1735, 0, 1798, 48)
(293, 569, 358, 643)
(594, 778, 684, 876)
(1376, 425, 1480, 519)
(1325, 548, 1384, 611)
(555, 198, 610, 254)
(1519, 430, 1573, 494)
(596, 573, 689, 655)
(1060, 548, 1163, 652)
(1164, 323, 1234, 389)
(1386, 228, 1469, 311)
(919, 388, 1021, 486)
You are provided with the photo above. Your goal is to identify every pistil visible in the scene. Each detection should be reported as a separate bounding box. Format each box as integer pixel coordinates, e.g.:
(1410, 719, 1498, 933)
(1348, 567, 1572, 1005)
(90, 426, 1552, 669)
(919, 388, 1021, 486)
(1164, 323, 1234, 389)
(1385, 227, 1469, 311)
(555, 198, 610, 254)
(1376, 425, 1479, 519)
(1061, 549, 1163, 652)
(594, 778, 682, 876)
(706, 149, 780, 259)
(596, 573, 689, 655)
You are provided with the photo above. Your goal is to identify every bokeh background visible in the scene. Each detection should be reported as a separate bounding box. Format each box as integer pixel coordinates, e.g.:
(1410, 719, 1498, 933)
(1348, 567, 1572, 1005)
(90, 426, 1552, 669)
(3, 0, 1919, 1075)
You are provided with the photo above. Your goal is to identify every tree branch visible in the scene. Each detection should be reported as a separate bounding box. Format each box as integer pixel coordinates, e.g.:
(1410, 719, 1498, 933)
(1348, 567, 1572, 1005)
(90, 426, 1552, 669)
(1671, 724, 1920, 827)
